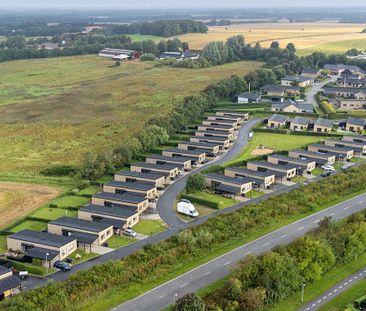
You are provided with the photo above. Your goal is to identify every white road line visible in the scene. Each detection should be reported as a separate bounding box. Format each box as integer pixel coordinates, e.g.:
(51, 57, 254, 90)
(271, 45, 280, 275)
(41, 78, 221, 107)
(262, 242, 270, 247)
(280, 234, 287, 239)
(339, 285, 343, 289)
(359, 273, 363, 276)
(329, 213, 335, 216)
(159, 295, 164, 299)
(297, 226, 304, 231)
(349, 279, 353, 283)
(306, 307, 310, 311)
(180, 283, 188, 288)
(344, 282, 348, 285)
(204, 271, 210, 276)
(357, 200, 364, 204)
(224, 261, 232, 266)
(314, 219, 320, 223)
(312, 304, 316, 307)
(317, 300, 321, 303)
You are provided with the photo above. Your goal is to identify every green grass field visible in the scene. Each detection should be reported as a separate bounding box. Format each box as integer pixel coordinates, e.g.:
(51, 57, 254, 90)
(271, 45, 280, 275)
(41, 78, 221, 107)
(225, 132, 323, 167)
(128, 34, 162, 42)
(133, 220, 168, 236)
(0, 235, 6, 254)
(30, 206, 77, 220)
(50, 195, 90, 208)
(107, 235, 136, 249)
(68, 251, 99, 265)
(8, 220, 47, 233)
(0, 55, 261, 174)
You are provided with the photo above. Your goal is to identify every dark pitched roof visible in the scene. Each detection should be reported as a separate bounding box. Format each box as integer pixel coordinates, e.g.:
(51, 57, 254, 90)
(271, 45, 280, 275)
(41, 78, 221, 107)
(248, 161, 297, 171)
(269, 154, 315, 165)
(291, 149, 336, 159)
(282, 75, 313, 83)
(0, 275, 21, 293)
(215, 184, 241, 195)
(99, 218, 126, 229)
(115, 170, 167, 180)
(206, 173, 253, 185)
(226, 167, 275, 178)
(8, 230, 76, 248)
(179, 141, 220, 148)
(79, 204, 137, 219)
(301, 68, 319, 75)
(145, 155, 193, 163)
(193, 136, 227, 142)
(309, 144, 354, 153)
(268, 114, 289, 123)
(105, 180, 156, 191)
(93, 192, 147, 204)
(199, 124, 233, 130)
(25, 247, 59, 260)
(164, 148, 206, 156)
(49, 217, 112, 233)
(261, 84, 300, 92)
(159, 51, 182, 59)
(291, 117, 310, 126)
(323, 87, 366, 94)
(238, 92, 261, 100)
(315, 118, 333, 128)
(347, 117, 366, 126)
(131, 162, 179, 170)
(0, 265, 10, 277)
(70, 232, 98, 244)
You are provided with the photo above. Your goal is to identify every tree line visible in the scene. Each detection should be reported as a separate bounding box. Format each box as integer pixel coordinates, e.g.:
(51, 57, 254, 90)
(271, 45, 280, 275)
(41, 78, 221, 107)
(108, 20, 208, 37)
(2, 165, 366, 311)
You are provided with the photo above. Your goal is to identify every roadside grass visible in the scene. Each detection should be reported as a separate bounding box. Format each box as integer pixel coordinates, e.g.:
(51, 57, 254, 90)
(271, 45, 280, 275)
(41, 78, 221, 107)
(182, 190, 239, 209)
(133, 220, 168, 236)
(224, 133, 323, 167)
(8, 220, 47, 233)
(68, 251, 99, 265)
(292, 175, 308, 184)
(267, 252, 366, 311)
(312, 168, 324, 176)
(107, 235, 136, 249)
(0, 56, 261, 174)
(317, 278, 366, 311)
(74, 188, 366, 311)
(30, 206, 77, 220)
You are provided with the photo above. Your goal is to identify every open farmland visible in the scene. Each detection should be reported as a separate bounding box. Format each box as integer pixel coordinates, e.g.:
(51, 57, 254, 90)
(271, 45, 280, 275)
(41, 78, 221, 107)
(0, 55, 261, 174)
(178, 22, 366, 53)
(0, 182, 59, 229)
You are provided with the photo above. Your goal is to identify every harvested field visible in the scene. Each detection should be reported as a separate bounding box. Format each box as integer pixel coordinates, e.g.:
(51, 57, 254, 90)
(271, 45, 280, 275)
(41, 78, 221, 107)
(178, 22, 366, 51)
(0, 182, 59, 229)
(251, 147, 274, 156)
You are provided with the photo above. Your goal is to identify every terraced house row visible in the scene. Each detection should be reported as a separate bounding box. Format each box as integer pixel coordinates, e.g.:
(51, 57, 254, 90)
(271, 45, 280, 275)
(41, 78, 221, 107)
(4, 111, 249, 272)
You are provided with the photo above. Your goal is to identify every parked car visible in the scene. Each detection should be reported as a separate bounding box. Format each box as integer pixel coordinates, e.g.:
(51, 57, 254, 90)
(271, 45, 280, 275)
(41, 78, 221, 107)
(177, 199, 199, 218)
(248, 132, 254, 141)
(54, 261, 72, 271)
(18, 271, 29, 279)
(321, 164, 335, 171)
(124, 228, 137, 238)
(321, 171, 332, 178)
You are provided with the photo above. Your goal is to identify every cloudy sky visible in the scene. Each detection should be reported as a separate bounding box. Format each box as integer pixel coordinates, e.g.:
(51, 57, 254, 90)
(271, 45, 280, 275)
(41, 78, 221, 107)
(1, 0, 366, 9)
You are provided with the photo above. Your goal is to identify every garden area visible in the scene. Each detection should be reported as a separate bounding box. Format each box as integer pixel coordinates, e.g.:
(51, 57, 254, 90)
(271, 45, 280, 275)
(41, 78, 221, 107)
(133, 220, 168, 236)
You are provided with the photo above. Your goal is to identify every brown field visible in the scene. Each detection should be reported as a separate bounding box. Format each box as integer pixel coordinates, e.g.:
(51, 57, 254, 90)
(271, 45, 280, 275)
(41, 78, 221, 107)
(178, 22, 366, 51)
(0, 56, 261, 174)
(251, 147, 274, 156)
(0, 182, 59, 229)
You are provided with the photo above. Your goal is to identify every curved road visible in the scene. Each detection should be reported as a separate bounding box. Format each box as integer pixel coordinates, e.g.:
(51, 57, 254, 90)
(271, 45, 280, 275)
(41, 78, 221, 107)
(114, 193, 366, 311)
(299, 266, 366, 311)
(157, 118, 260, 228)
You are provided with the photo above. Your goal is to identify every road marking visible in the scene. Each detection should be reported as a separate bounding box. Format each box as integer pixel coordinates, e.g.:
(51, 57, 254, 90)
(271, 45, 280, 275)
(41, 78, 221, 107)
(329, 213, 335, 216)
(328, 293, 332, 297)
(317, 300, 321, 303)
(314, 219, 320, 224)
(359, 273, 363, 276)
(159, 295, 165, 299)
(334, 289, 338, 292)
(339, 285, 343, 289)
(262, 242, 270, 247)
(344, 282, 348, 285)
(280, 234, 287, 239)
(349, 279, 353, 283)
(204, 271, 210, 276)
(180, 283, 188, 288)
(224, 261, 232, 266)
(306, 307, 310, 311)
(297, 226, 304, 231)
(357, 200, 364, 204)
(312, 304, 316, 307)
(344, 206, 350, 210)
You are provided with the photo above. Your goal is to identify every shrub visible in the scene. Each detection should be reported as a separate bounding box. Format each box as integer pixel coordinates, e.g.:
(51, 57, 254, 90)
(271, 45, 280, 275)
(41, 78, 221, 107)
(140, 53, 156, 61)
(40, 165, 78, 177)
(186, 174, 205, 193)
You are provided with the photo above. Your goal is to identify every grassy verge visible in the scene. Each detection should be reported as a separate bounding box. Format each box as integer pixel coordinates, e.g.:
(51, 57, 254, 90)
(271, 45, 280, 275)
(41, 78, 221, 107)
(181, 190, 239, 209)
(133, 220, 168, 236)
(30, 206, 77, 220)
(77, 188, 366, 311)
(268, 252, 366, 311)
(107, 236, 136, 249)
(318, 278, 366, 311)
(68, 251, 99, 265)
(0, 235, 6, 254)
(8, 220, 47, 232)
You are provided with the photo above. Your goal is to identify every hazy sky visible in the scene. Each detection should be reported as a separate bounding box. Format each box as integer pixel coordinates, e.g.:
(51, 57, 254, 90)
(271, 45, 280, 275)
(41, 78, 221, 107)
(1, 0, 366, 9)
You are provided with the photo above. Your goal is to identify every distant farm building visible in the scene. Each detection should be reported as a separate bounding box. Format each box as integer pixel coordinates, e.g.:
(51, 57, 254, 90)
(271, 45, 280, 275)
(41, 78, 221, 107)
(98, 48, 141, 60)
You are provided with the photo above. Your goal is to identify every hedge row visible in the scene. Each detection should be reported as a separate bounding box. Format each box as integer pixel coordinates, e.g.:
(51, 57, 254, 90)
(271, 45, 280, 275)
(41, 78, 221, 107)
(181, 193, 220, 209)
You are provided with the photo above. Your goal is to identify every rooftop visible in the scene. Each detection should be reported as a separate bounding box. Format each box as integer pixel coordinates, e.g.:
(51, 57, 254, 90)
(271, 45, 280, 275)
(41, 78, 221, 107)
(215, 184, 241, 195)
(145, 154, 194, 163)
(131, 162, 179, 170)
(315, 118, 333, 128)
(9, 229, 76, 248)
(302, 68, 320, 74)
(238, 92, 261, 100)
(164, 148, 207, 156)
(268, 114, 289, 123)
(347, 117, 366, 127)
(226, 167, 275, 178)
(261, 84, 300, 92)
(206, 173, 253, 185)
(25, 247, 59, 260)
(115, 170, 168, 179)
(323, 86, 366, 94)
(269, 154, 315, 165)
(0, 275, 21, 294)
(105, 180, 157, 191)
(49, 217, 112, 233)
(291, 149, 336, 159)
(291, 116, 310, 126)
(79, 204, 138, 219)
(179, 141, 220, 148)
(248, 161, 297, 171)
(93, 192, 147, 204)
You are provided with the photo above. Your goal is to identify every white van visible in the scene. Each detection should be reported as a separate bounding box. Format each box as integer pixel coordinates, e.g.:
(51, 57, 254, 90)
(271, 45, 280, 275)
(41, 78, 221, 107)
(177, 199, 199, 218)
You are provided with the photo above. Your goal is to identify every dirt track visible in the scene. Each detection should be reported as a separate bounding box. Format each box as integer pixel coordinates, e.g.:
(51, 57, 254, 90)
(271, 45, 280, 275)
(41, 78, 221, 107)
(0, 182, 59, 229)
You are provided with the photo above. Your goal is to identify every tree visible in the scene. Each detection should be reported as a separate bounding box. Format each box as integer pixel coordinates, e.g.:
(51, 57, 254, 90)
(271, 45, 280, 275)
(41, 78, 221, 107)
(174, 293, 206, 311)
(226, 35, 245, 62)
(166, 38, 182, 51)
(201, 41, 223, 65)
(286, 42, 296, 53)
(157, 40, 167, 54)
(239, 288, 265, 311)
(270, 41, 280, 49)
(141, 40, 158, 55)
(181, 41, 189, 51)
(186, 174, 205, 193)
(140, 53, 156, 61)
(5, 35, 27, 49)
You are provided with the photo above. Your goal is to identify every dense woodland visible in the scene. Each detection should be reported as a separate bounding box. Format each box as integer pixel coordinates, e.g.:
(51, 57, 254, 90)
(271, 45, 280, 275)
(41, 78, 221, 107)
(2, 164, 366, 310)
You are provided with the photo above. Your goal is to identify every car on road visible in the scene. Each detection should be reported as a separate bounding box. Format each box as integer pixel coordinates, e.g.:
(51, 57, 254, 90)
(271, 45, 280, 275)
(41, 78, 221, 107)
(54, 261, 72, 271)
(321, 171, 332, 178)
(124, 228, 137, 238)
(321, 164, 335, 171)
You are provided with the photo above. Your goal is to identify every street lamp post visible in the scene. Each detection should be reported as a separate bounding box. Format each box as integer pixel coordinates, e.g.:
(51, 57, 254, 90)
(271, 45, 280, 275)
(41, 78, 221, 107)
(301, 283, 306, 303)
(46, 252, 49, 275)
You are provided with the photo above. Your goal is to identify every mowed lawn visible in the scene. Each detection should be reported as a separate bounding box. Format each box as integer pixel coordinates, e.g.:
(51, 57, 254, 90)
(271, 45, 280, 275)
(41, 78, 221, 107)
(0, 56, 261, 174)
(225, 133, 323, 166)
(178, 22, 366, 50)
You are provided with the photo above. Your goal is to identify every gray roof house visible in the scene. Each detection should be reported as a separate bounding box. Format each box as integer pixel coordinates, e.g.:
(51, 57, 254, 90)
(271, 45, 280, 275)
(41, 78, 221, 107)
(237, 92, 262, 103)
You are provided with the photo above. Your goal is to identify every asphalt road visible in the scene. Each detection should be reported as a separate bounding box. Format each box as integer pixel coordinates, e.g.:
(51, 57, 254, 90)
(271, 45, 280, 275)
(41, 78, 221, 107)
(305, 76, 338, 109)
(299, 266, 366, 311)
(114, 192, 366, 311)
(156, 118, 261, 228)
